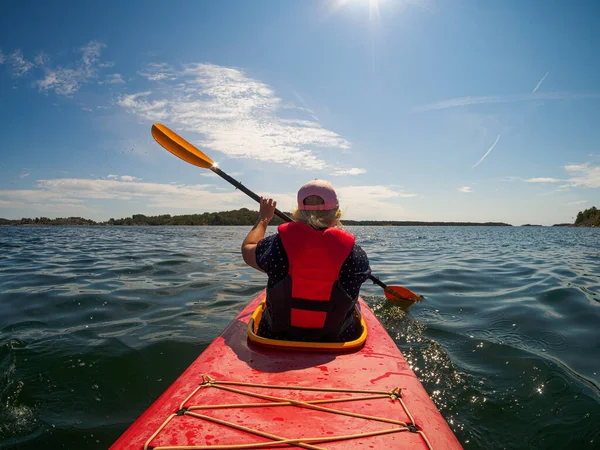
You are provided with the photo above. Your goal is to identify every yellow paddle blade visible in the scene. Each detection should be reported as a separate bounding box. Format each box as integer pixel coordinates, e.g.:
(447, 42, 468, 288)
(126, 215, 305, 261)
(151, 123, 214, 169)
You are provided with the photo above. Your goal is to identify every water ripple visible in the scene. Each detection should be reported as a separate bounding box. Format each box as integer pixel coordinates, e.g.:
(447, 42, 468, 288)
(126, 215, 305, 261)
(0, 225, 599, 449)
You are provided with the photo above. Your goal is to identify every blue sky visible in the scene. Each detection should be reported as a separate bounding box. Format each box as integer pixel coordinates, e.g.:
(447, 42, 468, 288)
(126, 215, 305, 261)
(1, 0, 598, 225)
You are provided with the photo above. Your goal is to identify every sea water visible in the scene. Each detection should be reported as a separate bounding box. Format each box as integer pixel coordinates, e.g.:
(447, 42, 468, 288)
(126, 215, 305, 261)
(0, 225, 598, 449)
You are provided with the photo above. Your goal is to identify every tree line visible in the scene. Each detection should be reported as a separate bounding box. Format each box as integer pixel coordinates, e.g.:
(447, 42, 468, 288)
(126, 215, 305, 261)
(1, 207, 597, 227)
(1, 209, 511, 226)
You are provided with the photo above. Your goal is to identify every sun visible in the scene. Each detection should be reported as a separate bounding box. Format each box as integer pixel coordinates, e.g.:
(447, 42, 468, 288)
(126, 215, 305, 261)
(330, 0, 384, 23)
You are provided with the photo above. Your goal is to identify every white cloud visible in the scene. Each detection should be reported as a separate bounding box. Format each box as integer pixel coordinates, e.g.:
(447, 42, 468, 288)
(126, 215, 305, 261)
(106, 174, 141, 181)
(137, 63, 177, 81)
(20, 172, 30, 179)
(565, 163, 600, 188)
(99, 73, 125, 85)
(337, 185, 417, 200)
(525, 177, 562, 183)
(0, 177, 248, 213)
(34, 52, 50, 66)
(472, 135, 500, 168)
(0, 49, 6, 65)
(532, 72, 549, 94)
(458, 186, 472, 193)
(569, 200, 587, 205)
(0, 177, 423, 221)
(331, 167, 367, 176)
(336, 185, 420, 220)
(37, 41, 107, 96)
(119, 63, 351, 170)
(118, 92, 168, 121)
(523, 163, 600, 189)
(9, 50, 34, 76)
(0, 198, 92, 217)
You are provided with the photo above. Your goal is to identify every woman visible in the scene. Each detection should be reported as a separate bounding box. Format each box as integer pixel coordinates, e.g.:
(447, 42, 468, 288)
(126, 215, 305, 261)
(241, 179, 372, 342)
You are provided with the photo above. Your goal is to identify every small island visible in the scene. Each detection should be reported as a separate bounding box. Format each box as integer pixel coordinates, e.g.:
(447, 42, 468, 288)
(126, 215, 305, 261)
(574, 206, 599, 227)
(551, 206, 599, 227)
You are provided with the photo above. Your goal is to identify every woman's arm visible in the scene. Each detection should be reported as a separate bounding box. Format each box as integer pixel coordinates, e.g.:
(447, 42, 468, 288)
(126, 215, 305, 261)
(241, 197, 277, 271)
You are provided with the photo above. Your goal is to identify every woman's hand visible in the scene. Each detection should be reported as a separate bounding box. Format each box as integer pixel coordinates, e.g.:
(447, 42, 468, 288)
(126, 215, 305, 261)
(241, 197, 277, 271)
(258, 196, 277, 223)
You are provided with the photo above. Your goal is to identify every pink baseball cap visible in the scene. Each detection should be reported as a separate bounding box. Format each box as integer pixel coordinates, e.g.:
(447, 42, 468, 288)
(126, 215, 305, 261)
(297, 179, 339, 211)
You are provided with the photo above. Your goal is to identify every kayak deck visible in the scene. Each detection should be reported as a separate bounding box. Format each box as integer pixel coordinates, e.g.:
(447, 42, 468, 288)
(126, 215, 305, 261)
(111, 290, 462, 449)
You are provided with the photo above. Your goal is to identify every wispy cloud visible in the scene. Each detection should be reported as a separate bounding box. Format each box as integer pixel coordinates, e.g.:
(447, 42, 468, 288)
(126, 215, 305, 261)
(524, 177, 562, 183)
(565, 163, 600, 188)
(331, 167, 367, 176)
(34, 52, 50, 66)
(532, 72, 549, 94)
(137, 63, 177, 81)
(99, 73, 125, 85)
(0, 177, 247, 212)
(458, 186, 472, 193)
(523, 163, 600, 189)
(37, 41, 107, 96)
(119, 175, 141, 182)
(106, 174, 141, 181)
(413, 92, 600, 113)
(19, 172, 30, 179)
(9, 50, 34, 77)
(0, 50, 5, 65)
(472, 134, 500, 168)
(568, 200, 588, 205)
(119, 63, 352, 171)
(0, 177, 421, 221)
(336, 185, 421, 220)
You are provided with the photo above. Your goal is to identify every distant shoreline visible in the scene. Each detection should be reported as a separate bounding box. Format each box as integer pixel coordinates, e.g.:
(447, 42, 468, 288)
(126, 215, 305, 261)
(2, 223, 598, 227)
(1, 222, 517, 227)
(1, 207, 597, 227)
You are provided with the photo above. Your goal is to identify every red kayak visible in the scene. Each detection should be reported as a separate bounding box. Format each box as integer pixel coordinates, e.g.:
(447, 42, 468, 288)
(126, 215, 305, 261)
(111, 290, 462, 449)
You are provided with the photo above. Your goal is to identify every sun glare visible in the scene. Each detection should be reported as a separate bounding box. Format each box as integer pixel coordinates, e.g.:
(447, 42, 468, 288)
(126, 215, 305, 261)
(330, 0, 383, 24)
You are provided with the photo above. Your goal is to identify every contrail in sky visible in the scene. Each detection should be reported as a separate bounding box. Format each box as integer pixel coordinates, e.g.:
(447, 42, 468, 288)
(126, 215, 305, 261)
(412, 91, 600, 112)
(473, 135, 501, 168)
(532, 72, 549, 94)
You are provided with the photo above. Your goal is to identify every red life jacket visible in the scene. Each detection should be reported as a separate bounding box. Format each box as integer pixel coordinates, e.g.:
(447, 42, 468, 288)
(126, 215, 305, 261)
(262, 222, 357, 341)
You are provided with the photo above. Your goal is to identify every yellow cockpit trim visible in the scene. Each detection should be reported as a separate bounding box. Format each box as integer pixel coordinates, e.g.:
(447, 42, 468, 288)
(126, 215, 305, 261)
(247, 298, 368, 352)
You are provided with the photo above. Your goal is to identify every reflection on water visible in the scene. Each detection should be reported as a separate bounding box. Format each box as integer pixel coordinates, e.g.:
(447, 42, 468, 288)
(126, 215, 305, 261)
(0, 225, 599, 448)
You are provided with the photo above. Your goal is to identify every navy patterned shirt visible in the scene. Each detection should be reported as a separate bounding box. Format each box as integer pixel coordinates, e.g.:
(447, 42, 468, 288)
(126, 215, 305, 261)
(255, 233, 372, 299)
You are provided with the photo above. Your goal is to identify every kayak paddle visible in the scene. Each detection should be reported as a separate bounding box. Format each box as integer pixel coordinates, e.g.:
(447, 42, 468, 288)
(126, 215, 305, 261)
(151, 123, 423, 306)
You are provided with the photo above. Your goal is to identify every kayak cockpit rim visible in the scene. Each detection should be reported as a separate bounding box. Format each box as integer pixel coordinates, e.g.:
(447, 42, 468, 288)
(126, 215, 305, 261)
(247, 298, 368, 352)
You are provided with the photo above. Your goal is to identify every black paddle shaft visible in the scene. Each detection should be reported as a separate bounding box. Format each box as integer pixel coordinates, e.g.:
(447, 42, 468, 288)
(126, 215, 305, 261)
(211, 166, 294, 223)
(212, 165, 384, 288)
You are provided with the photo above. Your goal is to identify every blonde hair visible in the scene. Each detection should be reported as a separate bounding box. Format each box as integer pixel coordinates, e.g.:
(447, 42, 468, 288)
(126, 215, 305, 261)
(292, 195, 343, 229)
